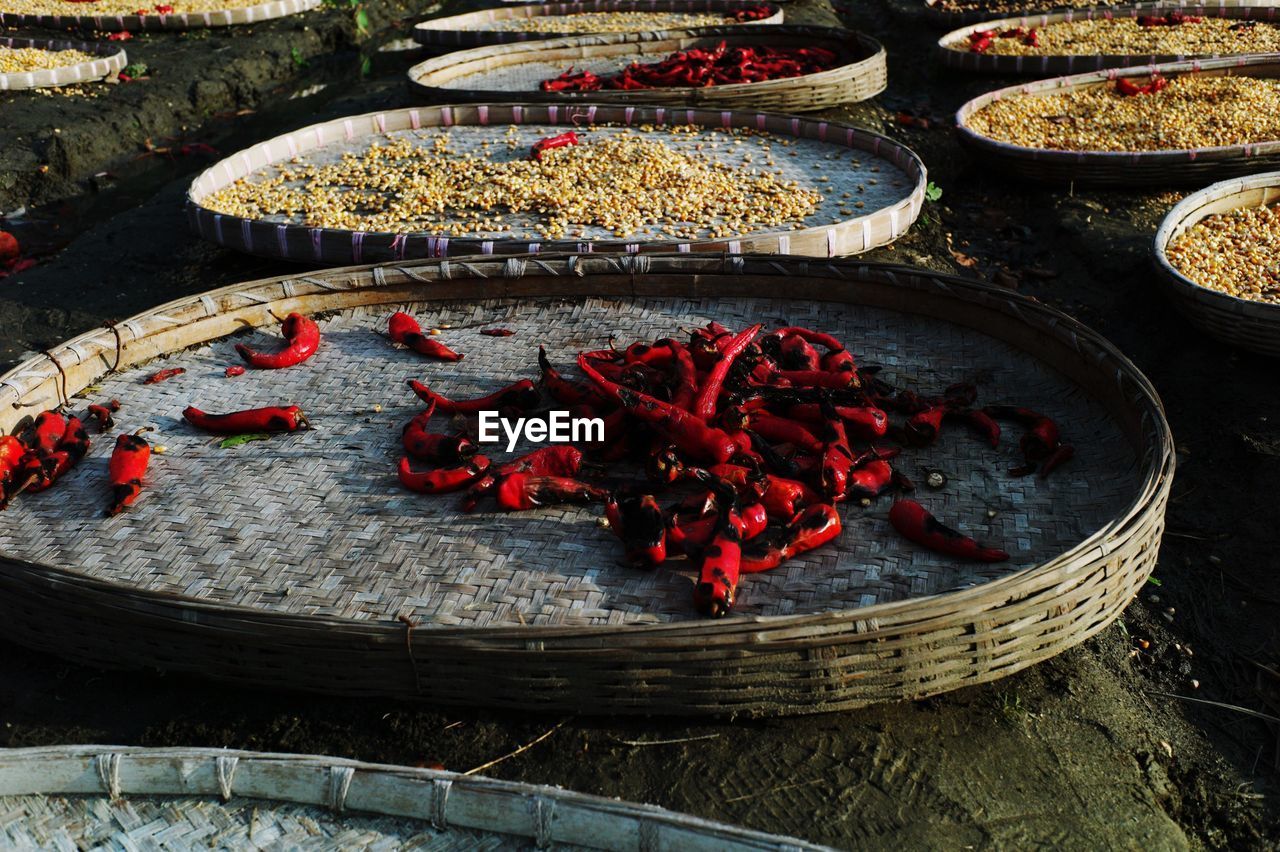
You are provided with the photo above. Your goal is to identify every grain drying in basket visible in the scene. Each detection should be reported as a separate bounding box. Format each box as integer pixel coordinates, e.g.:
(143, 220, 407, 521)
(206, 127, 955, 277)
(3, 0, 273, 14)
(1165, 202, 1280, 304)
(0, 45, 97, 73)
(958, 14, 1280, 57)
(483, 8, 758, 34)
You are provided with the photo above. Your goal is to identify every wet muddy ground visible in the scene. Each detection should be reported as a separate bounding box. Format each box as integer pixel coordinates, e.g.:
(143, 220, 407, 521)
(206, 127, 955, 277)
(0, 0, 1278, 847)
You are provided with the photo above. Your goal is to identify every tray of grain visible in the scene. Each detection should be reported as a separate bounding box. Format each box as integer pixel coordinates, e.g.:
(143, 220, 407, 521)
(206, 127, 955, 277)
(956, 56, 1280, 185)
(920, 0, 1252, 30)
(407, 27, 885, 112)
(938, 4, 1280, 74)
(1154, 172, 1280, 356)
(186, 102, 924, 263)
(412, 0, 783, 50)
(0, 0, 318, 32)
(0, 254, 1172, 715)
(0, 35, 125, 90)
(0, 746, 825, 849)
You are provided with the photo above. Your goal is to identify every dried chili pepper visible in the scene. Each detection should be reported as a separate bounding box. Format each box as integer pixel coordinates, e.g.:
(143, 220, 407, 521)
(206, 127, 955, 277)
(693, 323, 760, 421)
(183, 405, 310, 434)
(542, 42, 840, 92)
(606, 493, 667, 568)
(888, 499, 1008, 562)
(778, 334, 821, 371)
(947, 408, 1000, 448)
(1116, 74, 1169, 97)
(689, 472, 744, 618)
(143, 367, 185, 384)
(235, 313, 320, 370)
(539, 346, 606, 408)
(495, 472, 608, 511)
(816, 400, 855, 502)
(408, 378, 540, 416)
(462, 445, 586, 511)
(731, 3, 773, 21)
(389, 312, 464, 362)
(22, 416, 90, 494)
(106, 428, 153, 516)
(225, 365, 246, 378)
(87, 400, 120, 433)
(24, 411, 68, 453)
(531, 132, 580, 160)
(741, 503, 842, 573)
(403, 405, 478, 465)
(984, 404, 1071, 477)
(399, 455, 490, 494)
(480, 328, 514, 337)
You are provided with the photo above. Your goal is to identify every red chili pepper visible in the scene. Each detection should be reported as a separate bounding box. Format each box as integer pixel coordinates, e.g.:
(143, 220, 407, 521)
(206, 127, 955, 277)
(462, 445, 585, 511)
(106, 428, 153, 516)
(87, 400, 121, 433)
(403, 405, 478, 465)
(1038, 444, 1074, 478)
(846, 458, 895, 499)
(539, 346, 607, 408)
(0, 231, 18, 264)
(606, 494, 667, 568)
(143, 367, 185, 384)
(691, 503, 743, 618)
(786, 403, 889, 440)
(746, 411, 823, 455)
(154, 3, 174, 11)
(389, 313, 465, 362)
(225, 365, 246, 378)
(742, 503, 842, 573)
(767, 369, 854, 390)
(770, 326, 845, 353)
(23, 416, 90, 494)
(969, 35, 993, 53)
(480, 328, 514, 337)
(183, 405, 310, 434)
(495, 472, 607, 512)
(665, 340, 699, 412)
(889, 499, 1008, 562)
(984, 404, 1064, 474)
(235, 313, 320, 370)
(24, 411, 68, 453)
(948, 408, 1000, 448)
(693, 323, 760, 421)
(531, 132, 579, 160)
(816, 400, 854, 502)
(408, 378, 540, 416)
(905, 405, 948, 446)
(108, 32, 132, 40)
(0, 435, 27, 503)
(399, 455, 490, 494)
(778, 335, 820, 371)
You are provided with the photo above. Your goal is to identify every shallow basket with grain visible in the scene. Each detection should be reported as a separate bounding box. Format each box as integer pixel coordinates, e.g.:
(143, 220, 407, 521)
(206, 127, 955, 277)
(956, 56, 1280, 185)
(407, 27, 886, 112)
(1153, 172, 1280, 357)
(920, 0, 1254, 30)
(0, 746, 826, 849)
(0, 35, 125, 90)
(0, 0, 318, 31)
(186, 102, 925, 264)
(937, 4, 1280, 74)
(411, 0, 783, 50)
(0, 254, 1173, 716)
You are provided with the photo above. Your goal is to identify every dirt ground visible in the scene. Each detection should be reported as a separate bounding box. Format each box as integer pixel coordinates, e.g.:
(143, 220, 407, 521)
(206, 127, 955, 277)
(1, 0, 1278, 848)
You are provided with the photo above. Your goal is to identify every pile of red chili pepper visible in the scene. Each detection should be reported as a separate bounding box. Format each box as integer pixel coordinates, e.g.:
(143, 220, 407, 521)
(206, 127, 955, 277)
(540, 42, 839, 92)
(730, 3, 773, 21)
(1115, 73, 1169, 97)
(1136, 11, 1202, 27)
(393, 315, 1075, 619)
(968, 26, 1040, 53)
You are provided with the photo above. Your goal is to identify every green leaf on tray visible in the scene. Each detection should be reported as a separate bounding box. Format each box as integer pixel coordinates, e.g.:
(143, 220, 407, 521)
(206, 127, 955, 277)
(219, 433, 271, 449)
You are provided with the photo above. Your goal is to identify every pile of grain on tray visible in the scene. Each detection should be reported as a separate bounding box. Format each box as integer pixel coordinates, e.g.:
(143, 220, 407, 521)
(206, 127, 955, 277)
(964, 76, 1280, 151)
(0, 0, 260, 14)
(1167, 203, 1280, 304)
(484, 10, 740, 33)
(928, 0, 1115, 15)
(957, 17, 1280, 56)
(0, 45, 97, 73)
(203, 126, 827, 240)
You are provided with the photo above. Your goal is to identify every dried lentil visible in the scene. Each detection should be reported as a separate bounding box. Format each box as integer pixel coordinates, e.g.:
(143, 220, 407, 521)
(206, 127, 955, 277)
(1167, 203, 1280, 304)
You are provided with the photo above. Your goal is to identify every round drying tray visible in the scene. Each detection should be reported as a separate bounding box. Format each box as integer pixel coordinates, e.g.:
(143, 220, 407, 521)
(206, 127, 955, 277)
(186, 103, 926, 264)
(919, 0, 1250, 29)
(407, 27, 886, 113)
(0, 254, 1173, 716)
(0, 35, 125, 91)
(0, 746, 826, 850)
(412, 0, 783, 50)
(937, 4, 1280, 74)
(1153, 172, 1280, 357)
(0, 0, 318, 31)
(956, 56, 1280, 186)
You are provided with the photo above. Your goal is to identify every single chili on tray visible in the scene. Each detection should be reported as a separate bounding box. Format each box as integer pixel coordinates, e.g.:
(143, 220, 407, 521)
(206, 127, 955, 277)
(235, 313, 320, 370)
(106, 428, 153, 516)
(888, 499, 1008, 562)
(183, 405, 310, 434)
(389, 312, 464, 362)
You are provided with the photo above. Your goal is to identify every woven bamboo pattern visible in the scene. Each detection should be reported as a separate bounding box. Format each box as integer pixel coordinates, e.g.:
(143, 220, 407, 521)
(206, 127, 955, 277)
(1153, 171, 1280, 357)
(0, 746, 825, 850)
(0, 35, 125, 90)
(412, 0, 783, 49)
(0, 0, 318, 31)
(186, 103, 925, 264)
(956, 56, 1280, 185)
(407, 27, 886, 112)
(937, 4, 1280, 74)
(0, 255, 1173, 716)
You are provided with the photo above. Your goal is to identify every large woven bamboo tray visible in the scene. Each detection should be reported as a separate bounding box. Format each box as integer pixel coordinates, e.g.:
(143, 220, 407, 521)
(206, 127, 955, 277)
(412, 0, 783, 50)
(956, 57, 1280, 185)
(0, 746, 824, 849)
(937, 4, 1280, 74)
(920, 0, 1253, 29)
(0, 254, 1173, 716)
(186, 103, 925, 264)
(407, 27, 886, 112)
(0, 0, 318, 31)
(0, 35, 125, 91)
(1153, 172, 1280, 357)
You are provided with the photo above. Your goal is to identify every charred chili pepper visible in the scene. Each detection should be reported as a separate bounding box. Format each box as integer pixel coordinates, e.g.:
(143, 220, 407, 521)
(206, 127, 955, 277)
(947, 408, 1000, 448)
(225, 365, 246, 378)
(816, 400, 855, 502)
(888, 499, 1008, 562)
(495, 472, 608, 512)
(462, 445, 585, 511)
(690, 472, 744, 618)
(984, 405, 1070, 477)
(235, 313, 320, 370)
(399, 455, 490, 494)
(106, 428, 153, 516)
(87, 400, 120, 433)
(408, 378, 540, 416)
(143, 367, 185, 384)
(183, 405, 310, 434)
(539, 346, 607, 408)
(693, 323, 761, 421)
(403, 404, 478, 465)
(480, 328, 514, 337)
(389, 312, 465, 362)
(531, 132, 579, 160)
(24, 410, 68, 453)
(741, 503, 843, 574)
(1116, 74, 1169, 96)
(605, 493, 667, 568)
(778, 334, 821, 371)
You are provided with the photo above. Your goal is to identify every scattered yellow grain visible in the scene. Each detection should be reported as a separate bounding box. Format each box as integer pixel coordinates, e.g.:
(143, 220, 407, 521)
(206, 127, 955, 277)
(1167, 203, 1280, 304)
(0, 45, 97, 74)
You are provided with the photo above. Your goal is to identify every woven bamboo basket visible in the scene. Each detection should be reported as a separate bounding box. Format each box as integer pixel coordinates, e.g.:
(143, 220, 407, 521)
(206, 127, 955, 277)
(0, 254, 1173, 716)
(407, 27, 885, 112)
(955, 56, 1280, 185)
(412, 0, 783, 50)
(0, 35, 125, 91)
(919, 0, 1258, 29)
(1153, 172, 1280, 357)
(937, 4, 1280, 74)
(0, 0, 318, 31)
(186, 102, 925, 264)
(0, 746, 826, 849)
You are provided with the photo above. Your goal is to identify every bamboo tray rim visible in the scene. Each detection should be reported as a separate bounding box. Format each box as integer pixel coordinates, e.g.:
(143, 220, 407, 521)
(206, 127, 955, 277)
(407, 26, 885, 100)
(0, 35, 126, 90)
(0, 745, 828, 850)
(0, 0, 319, 31)
(955, 55, 1280, 161)
(0, 253, 1173, 643)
